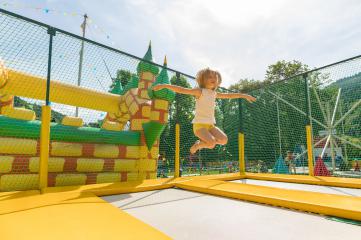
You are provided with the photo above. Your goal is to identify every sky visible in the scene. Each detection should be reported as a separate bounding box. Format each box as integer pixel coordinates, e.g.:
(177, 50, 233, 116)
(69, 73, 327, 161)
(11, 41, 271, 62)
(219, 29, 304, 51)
(1, 0, 361, 87)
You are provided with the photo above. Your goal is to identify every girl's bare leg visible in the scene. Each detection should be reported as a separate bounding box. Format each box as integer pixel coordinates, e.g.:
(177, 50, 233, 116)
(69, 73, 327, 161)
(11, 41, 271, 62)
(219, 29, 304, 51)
(209, 127, 228, 145)
(190, 128, 217, 154)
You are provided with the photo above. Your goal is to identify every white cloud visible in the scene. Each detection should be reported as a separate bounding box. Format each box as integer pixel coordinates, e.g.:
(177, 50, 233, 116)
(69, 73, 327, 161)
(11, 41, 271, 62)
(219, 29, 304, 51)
(7, 0, 361, 87)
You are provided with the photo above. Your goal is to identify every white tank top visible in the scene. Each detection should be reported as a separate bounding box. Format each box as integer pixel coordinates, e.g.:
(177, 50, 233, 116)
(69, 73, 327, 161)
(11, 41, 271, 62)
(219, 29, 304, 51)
(192, 88, 216, 124)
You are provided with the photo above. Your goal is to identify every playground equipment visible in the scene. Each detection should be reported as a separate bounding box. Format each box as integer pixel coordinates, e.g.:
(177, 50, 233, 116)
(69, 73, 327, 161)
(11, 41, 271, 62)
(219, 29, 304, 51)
(0, 42, 175, 191)
(0, 8, 361, 240)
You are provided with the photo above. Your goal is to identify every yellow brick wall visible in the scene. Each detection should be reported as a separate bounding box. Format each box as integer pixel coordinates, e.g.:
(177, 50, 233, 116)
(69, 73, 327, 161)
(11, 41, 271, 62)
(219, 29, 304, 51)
(0, 156, 13, 173)
(125, 146, 140, 158)
(94, 144, 119, 158)
(139, 146, 149, 158)
(101, 120, 123, 131)
(0, 174, 38, 191)
(96, 173, 121, 184)
(140, 89, 150, 99)
(148, 172, 157, 179)
(120, 102, 128, 113)
(142, 105, 151, 118)
(129, 101, 139, 115)
(125, 93, 133, 106)
(139, 159, 157, 171)
(3, 108, 36, 121)
(51, 142, 82, 157)
(141, 72, 155, 81)
(29, 157, 65, 173)
(131, 119, 149, 131)
(150, 111, 160, 121)
(61, 116, 83, 127)
(127, 172, 140, 181)
(154, 99, 169, 110)
(150, 146, 159, 159)
(76, 159, 104, 172)
(55, 174, 87, 186)
(114, 159, 138, 172)
(0, 137, 37, 155)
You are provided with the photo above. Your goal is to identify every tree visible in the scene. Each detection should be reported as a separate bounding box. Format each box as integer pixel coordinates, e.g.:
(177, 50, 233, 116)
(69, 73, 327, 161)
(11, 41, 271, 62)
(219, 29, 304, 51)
(159, 74, 197, 168)
(235, 60, 310, 169)
(229, 78, 264, 92)
(116, 69, 133, 87)
(265, 60, 309, 83)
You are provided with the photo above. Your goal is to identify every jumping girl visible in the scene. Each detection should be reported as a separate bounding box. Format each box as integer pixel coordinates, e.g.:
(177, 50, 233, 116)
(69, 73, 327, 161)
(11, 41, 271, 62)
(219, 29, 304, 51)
(153, 68, 256, 154)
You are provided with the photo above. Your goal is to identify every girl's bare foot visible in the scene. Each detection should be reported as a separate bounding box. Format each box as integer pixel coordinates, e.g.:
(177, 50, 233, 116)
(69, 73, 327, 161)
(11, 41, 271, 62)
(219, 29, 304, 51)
(190, 140, 200, 154)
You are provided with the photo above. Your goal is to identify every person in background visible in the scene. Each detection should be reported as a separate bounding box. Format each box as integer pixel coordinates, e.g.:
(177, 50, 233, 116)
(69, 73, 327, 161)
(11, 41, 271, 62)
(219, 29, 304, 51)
(285, 150, 296, 174)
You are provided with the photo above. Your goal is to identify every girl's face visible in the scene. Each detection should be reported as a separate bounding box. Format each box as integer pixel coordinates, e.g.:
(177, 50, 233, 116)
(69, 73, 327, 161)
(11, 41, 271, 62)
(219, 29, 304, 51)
(204, 73, 219, 90)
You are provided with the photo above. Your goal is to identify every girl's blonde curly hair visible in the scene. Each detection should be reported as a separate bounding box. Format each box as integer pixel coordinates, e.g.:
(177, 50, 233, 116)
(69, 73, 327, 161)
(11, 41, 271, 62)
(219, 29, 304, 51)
(195, 68, 222, 90)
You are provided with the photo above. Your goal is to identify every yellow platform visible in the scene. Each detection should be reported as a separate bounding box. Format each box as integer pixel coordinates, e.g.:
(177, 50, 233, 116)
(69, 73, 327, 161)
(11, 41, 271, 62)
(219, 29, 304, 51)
(245, 173, 361, 189)
(2, 173, 361, 239)
(0, 190, 170, 240)
(0, 173, 242, 240)
(175, 179, 361, 221)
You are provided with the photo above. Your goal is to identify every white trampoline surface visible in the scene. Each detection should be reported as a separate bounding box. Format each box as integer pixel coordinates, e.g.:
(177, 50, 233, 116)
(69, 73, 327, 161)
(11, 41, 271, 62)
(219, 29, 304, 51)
(102, 185, 361, 240)
(232, 179, 361, 197)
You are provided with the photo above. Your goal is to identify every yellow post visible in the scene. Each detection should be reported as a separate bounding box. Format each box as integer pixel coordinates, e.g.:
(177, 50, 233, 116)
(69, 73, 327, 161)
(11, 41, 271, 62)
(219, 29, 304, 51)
(239, 132, 245, 174)
(175, 123, 180, 178)
(306, 125, 314, 176)
(39, 105, 51, 192)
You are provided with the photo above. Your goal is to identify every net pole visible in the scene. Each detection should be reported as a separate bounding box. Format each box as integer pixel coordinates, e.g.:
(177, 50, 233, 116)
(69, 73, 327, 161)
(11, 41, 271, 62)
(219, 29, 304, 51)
(304, 73, 314, 176)
(238, 98, 245, 174)
(76, 14, 88, 117)
(39, 27, 55, 192)
(174, 72, 181, 178)
(276, 98, 282, 156)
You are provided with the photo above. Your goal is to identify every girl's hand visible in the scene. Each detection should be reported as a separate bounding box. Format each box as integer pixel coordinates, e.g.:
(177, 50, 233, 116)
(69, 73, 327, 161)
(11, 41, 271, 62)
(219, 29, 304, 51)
(244, 95, 257, 103)
(153, 85, 167, 91)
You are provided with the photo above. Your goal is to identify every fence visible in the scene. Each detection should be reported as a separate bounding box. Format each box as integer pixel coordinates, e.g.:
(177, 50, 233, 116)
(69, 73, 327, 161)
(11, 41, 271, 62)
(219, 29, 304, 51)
(242, 56, 361, 178)
(0, 8, 360, 192)
(0, 8, 203, 191)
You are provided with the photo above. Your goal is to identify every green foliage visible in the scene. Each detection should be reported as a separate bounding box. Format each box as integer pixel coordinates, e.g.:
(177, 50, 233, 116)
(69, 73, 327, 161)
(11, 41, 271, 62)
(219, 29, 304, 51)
(229, 78, 264, 92)
(116, 69, 133, 87)
(265, 60, 309, 83)
(159, 75, 196, 165)
(109, 70, 137, 95)
(14, 97, 65, 122)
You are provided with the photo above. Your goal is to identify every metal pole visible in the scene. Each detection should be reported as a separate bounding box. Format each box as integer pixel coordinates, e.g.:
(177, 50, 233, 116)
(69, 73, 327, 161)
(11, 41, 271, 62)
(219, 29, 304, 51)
(39, 27, 55, 192)
(276, 98, 282, 156)
(304, 73, 314, 176)
(76, 14, 88, 117)
(174, 72, 181, 178)
(339, 101, 348, 162)
(238, 98, 245, 174)
(175, 123, 180, 178)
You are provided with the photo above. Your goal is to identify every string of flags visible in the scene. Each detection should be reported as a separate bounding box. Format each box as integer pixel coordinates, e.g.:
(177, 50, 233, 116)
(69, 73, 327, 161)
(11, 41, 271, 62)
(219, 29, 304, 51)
(1, 2, 116, 46)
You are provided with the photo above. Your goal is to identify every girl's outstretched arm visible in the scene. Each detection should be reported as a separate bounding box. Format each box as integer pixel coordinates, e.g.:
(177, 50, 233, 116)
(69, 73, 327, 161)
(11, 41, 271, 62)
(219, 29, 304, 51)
(216, 92, 256, 102)
(153, 84, 201, 97)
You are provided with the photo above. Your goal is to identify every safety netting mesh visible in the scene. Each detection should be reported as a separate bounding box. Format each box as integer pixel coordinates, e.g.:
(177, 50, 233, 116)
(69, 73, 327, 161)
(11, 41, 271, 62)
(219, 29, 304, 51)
(163, 75, 240, 177)
(0, 7, 360, 192)
(244, 57, 361, 177)
(307, 58, 361, 177)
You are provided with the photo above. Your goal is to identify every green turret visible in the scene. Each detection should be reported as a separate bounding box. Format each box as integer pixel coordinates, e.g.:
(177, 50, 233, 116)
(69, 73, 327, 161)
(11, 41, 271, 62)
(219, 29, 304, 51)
(109, 79, 123, 95)
(136, 41, 159, 76)
(142, 56, 175, 150)
(148, 56, 176, 101)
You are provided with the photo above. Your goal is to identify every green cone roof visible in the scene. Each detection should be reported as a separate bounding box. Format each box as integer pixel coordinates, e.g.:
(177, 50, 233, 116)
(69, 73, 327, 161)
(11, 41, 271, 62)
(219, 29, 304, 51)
(142, 121, 166, 150)
(137, 42, 159, 75)
(148, 56, 176, 102)
(110, 80, 123, 95)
